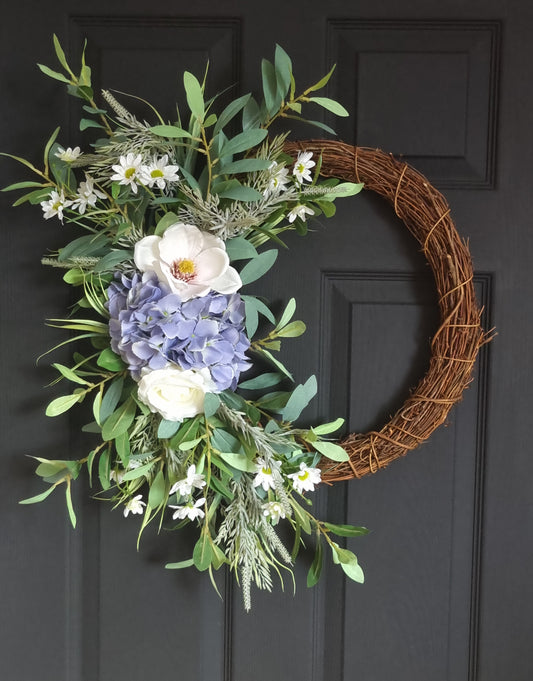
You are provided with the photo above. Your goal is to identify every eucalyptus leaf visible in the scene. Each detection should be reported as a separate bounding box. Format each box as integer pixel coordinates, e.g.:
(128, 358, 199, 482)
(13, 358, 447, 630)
(276, 298, 296, 330)
(157, 419, 181, 439)
(154, 211, 180, 236)
(323, 522, 369, 538)
(308, 96, 349, 117)
(122, 460, 156, 481)
(219, 128, 268, 158)
(225, 237, 258, 262)
(238, 372, 284, 391)
(255, 348, 293, 380)
(239, 249, 278, 286)
(149, 124, 192, 139)
(96, 348, 125, 372)
(217, 452, 256, 473)
(261, 58, 280, 116)
(218, 158, 272, 175)
(203, 392, 221, 419)
(281, 375, 317, 423)
(148, 470, 166, 508)
(193, 532, 213, 571)
(213, 93, 251, 135)
(183, 71, 205, 121)
(99, 377, 124, 424)
(312, 440, 349, 462)
(216, 184, 263, 202)
(307, 538, 323, 587)
(101, 397, 136, 441)
(274, 44, 292, 99)
(312, 418, 345, 435)
(65, 483, 77, 528)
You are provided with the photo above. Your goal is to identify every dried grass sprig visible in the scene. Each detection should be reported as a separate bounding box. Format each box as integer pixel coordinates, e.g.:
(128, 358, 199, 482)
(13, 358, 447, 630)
(285, 141, 491, 481)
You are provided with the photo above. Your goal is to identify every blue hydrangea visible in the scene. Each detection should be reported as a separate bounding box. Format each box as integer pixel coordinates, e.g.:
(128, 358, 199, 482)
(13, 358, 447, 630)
(107, 271, 251, 391)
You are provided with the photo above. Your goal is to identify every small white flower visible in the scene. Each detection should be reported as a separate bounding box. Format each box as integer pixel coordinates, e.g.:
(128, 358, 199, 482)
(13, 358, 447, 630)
(123, 494, 146, 517)
(252, 457, 281, 492)
(264, 161, 290, 196)
(288, 462, 322, 493)
(72, 175, 106, 214)
(137, 366, 215, 421)
(111, 153, 144, 194)
(292, 151, 315, 184)
(169, 497, 206, 521)
(287, 204, 315, 223)
(139, 155, 180, 189)
(134, 222, 242, 301)
(109, 469, 125, 485)
(40, 189, 72, 222)
(55, 146, 82, 162)
(262, 501, 286, 525)
(169, 464, 206, 497)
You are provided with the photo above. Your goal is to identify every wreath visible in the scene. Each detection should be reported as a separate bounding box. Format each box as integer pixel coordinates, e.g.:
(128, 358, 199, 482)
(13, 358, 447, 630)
(3, 37, 486, 611)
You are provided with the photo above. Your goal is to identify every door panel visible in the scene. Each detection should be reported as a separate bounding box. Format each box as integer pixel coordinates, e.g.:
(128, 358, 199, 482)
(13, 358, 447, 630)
(1, 2, 531, 680)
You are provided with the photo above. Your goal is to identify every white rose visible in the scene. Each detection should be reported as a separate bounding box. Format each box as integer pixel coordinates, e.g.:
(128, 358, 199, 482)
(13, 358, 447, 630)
(134, 222, 242, 301)
(137, 366, 215, 421)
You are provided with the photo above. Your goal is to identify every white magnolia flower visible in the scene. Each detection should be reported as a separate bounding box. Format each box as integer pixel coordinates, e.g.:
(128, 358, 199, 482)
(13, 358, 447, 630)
(264, 161, 290, 196)
(292, 151, 315, 184)
(137, 366, 215, 421)
(123, 494, 146, 517)
(287, 204, 315, 223)
(55, 146, 82, 162)
(262, 501, 286, 525)
(134, 222, 241, 301)
(252, 457, 281, 492)
(169, 464, 206, 497)
(111, 153, 144, 194)
(169, 497, 206, 521)
(288, 462, 322, 493)
(139, 155, 180, 189)
(40, 189, 72, 222)
(72, 175, 106, 214)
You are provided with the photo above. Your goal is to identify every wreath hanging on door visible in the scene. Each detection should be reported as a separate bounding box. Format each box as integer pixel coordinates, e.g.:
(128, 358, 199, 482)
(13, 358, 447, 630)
(4, 37, 486, 610)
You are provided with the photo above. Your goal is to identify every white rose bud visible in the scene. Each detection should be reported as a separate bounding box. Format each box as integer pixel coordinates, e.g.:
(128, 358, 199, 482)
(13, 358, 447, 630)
(137, 366, 215, 421)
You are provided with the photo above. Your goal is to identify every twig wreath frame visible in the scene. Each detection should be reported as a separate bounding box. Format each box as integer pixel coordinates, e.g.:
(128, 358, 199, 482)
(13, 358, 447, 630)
(285, 140, 490, 482)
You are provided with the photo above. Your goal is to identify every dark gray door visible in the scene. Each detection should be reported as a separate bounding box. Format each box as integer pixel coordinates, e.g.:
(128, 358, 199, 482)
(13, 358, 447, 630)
(1, 2, 531, 680)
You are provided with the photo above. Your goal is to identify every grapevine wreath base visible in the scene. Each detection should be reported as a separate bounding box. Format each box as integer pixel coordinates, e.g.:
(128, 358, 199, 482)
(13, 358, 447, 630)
(285, 141, 491, 482)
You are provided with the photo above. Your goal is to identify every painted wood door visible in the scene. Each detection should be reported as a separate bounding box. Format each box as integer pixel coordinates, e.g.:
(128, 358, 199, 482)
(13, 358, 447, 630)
(1, 2, 531, 680)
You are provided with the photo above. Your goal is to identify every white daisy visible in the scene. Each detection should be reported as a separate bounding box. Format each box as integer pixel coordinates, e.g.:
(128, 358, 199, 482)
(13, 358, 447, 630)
(72, 175, 106, 214)
(287, 462, 322, 493)
(40, 189, 72, 222)
(169, 464, 206, 497)
(123, 494, 146, 517)
(287, 204, 315, 223)
(252, 457, 281, 492)
(139, 155, 180, 189)
(262, 501, 286, 525)
(264, 161, 290, 196)
(111, 153, 144, 194)
(55, 146, 82, 162)
(169, 497, 206, 521)
(292, 151, 315, 184)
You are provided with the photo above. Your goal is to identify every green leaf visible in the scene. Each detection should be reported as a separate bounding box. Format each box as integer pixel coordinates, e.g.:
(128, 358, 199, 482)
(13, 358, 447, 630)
(238, 372, 283, 390)
(308, 96, 349, 117)
(307, 538, 323, 587)
(219, 128, 268, 158)
(80, 118, 105, 131)
(52, 34, 71, 74)
(276, 320, 306, 338)
(281, 375, 317, 423)
(92, 249, 132, 273)
(218, 158, 272, 175)
(323, 522, 370, 538)
(99, 377, 124, 424)
(217, 452, 256, 473)
(291, 499, 312, 535)
(101, 397, 136, 441)
(154, 211, 179, 236)
(193, 532, 213, 571)
(65, 483, 77, 528)
(52, 363, 90, 386)
(19, 486, 58, 505)
(148, 470, 166, 508)
(341, 559, 365, 583)
(276, 298, 296, 330)
(149, 124, 192, 139)
(98, 447, 111, 490)
(239, 249, 278, 286)
(165, 559, 195, 570)
(43, 127, 60, 175)
(178, 437, 203, 451)
(183, 71, 205, 121)
(313, 441, 349, 463)
(45, 393, 82, 417)
(2, 181, 46, 192)
(301, 118, 337, 136)
(305, 64, 336, 93)
(312, 418, 345, 435)
(211, 428, 241, 455)
(96, 348, 125, 372)
(203, 392, 221, 419)
(114, 431, 130, 467)
(255, 348, 293, 380)
(157, 419, 181, 439)
(274, 44, 292, 99)
(37, 63, 71, 83)
(225, 237, 258, 262)
(241, 295, 276, 324)
(213, 93, 251, 134)
(216, 184, 263, 202)
(317, 182, 364, 201)
(261, 58, 280, 116)
(122, 460, 156, 481)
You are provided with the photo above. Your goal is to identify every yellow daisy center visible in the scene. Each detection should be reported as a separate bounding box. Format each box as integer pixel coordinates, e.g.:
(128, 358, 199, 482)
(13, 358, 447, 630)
(150, 169, 164, 178)
(124, 167, 136, 179)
